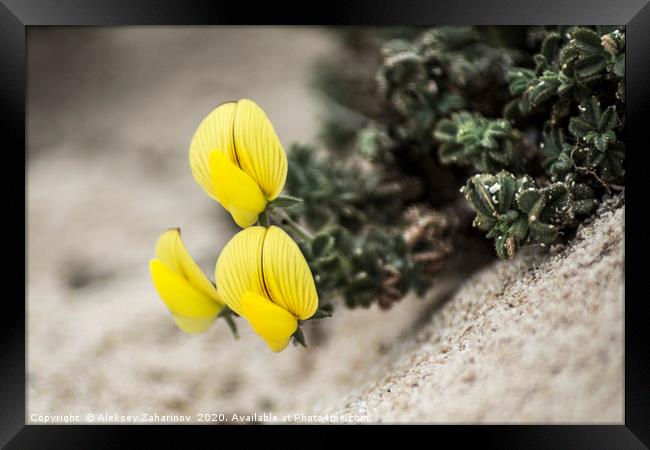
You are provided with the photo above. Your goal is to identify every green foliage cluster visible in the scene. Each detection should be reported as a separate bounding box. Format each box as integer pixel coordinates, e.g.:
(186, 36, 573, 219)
(356, 27, 516, 205)
(284, 26, 625, 311)
(462, 171, 596, 258)
(285, 144, 454, 310)
(505, 28, 625, 122)
(285, 144, 403, 231)
(433, 112, 524, 173)
(299, 225, 429, 311)
(458, 26, 625, 256)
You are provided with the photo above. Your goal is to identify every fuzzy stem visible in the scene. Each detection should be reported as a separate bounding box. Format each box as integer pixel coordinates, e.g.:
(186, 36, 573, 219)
(272, 210, 314, 242)
(218, 307, 239, 340)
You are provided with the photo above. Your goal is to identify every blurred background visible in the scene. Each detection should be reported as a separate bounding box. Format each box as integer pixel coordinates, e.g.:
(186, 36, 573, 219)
(27, 26, 440, 421)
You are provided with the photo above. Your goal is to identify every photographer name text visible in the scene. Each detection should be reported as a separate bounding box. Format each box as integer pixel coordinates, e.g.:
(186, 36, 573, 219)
(30, 412, 368, 424)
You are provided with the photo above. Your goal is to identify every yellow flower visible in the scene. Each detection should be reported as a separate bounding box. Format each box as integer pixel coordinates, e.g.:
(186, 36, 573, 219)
(149, 228, 224, 334)
(189, 99, 288, 228)
(216, 225, 318, 352)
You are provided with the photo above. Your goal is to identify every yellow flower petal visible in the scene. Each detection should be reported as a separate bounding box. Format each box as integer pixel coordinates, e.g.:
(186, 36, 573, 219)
(171, 316, 216, 334)
(149, 259, 222, 334)
(154, 228, 220, 301)
(233, 99, 288, 201)
(241, 290, 297, 352)
(210, 150, 266, 228)
(189, 102, 238, 201)
(215, 226, 267, 316)
(262, 226, 318, 320)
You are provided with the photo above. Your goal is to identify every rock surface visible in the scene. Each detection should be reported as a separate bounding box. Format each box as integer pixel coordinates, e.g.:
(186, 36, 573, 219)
(327, 204, 624, 423)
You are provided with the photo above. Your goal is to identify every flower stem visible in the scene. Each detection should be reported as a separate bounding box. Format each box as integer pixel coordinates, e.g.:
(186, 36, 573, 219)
(272, 209, 313, 242)
(218, 307, 239, 339)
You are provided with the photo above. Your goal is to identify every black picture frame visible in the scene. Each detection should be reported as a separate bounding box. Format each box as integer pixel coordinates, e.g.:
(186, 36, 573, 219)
(3, 0, 648, 446)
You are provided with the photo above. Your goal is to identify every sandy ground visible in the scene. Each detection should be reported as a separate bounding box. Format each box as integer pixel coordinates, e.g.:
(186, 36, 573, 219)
(330, 204, 624, 423)
(27, 28, 623, 424)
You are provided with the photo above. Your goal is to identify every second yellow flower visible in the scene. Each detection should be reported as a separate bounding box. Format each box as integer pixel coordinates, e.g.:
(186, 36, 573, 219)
(216, 225, 318, 352)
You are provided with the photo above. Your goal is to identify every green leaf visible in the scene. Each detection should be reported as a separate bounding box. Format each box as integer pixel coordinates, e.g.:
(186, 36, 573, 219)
(539, 183, 571, 224)
(310, 308, 333, 319)
(315, 253, 341, 273)
(569, 97, 620, 158)
(292, 326, 308, 348)
(541, 127, 567, 159)
(494, 235, 509, 259)
(438, 143, 466, 163)
(568, 117, 591, 138)
(268, 195, 303, 209)
(592, 130, 616, 152)
(435, 112, 520, 172)
(540, 32, 561, 62)
(528, 72, 561, 107)
(433, 118, 458, 141)
(480, 134, 498, 150)
(509, 216, 529, 241)
(613, 55, 625, 77)
(508, 68, 536, 96)
(572, 28, 604, 52)
(258, 210, 270, 227)
(588, 95, 602, 121)
(598, 106, 619, 131)
(529, 221, 558, 244)
(465, 176, 497, 218)
(517, 190, 541, 214)
(549, 153, 573, 177)
(574, 54, 607, 77)
(494, 171, 517, 210)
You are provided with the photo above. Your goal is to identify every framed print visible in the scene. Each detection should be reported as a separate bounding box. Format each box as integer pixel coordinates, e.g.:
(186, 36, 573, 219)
(3, 0, 649, 446)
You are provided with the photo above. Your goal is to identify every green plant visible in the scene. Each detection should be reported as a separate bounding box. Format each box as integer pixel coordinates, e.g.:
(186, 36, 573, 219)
(284, 25, 625, 313)
(284, 143, 457, 310)
(434, 112, 524, 173)
(463, 171, 595, 258)
(567, 95, 624, 182)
